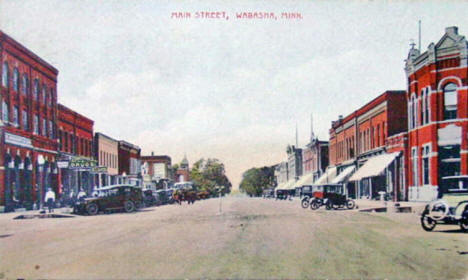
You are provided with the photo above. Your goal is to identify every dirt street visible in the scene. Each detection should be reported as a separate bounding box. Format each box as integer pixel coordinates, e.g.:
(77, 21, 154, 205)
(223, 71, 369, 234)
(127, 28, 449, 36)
(1, 196, 468, 279)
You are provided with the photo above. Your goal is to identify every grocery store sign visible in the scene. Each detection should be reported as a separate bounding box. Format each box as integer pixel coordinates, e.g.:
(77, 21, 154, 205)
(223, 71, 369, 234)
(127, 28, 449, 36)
(5, 133, 33, 148)
(69, 157, 97, 169)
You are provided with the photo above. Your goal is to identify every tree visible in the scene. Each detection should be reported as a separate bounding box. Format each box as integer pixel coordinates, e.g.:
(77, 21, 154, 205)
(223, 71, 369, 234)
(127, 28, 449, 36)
(190, 158, 232, 195)
(239, 165, 276, 197)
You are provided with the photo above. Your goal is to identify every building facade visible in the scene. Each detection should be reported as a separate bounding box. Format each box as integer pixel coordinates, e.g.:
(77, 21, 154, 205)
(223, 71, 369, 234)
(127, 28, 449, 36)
(118, 140, 141, 184)
(274, 161, 289, 187)
(57, 103, 94, 196)
(94, 132, 119, 186)
(1, 30, 59, 211)
(329, 90, 408, 199)
(287, 145, 303, 181)
(141, 153, 171, 180)
(302, 137, 329, 183)
(404, 26, 468, 201)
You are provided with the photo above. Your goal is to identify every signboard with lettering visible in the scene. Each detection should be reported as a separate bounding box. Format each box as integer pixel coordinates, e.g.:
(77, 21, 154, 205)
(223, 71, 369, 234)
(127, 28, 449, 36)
(69, 157, 97, 169)
(92, 166, 108, 173)
(5, 133, 33, 148)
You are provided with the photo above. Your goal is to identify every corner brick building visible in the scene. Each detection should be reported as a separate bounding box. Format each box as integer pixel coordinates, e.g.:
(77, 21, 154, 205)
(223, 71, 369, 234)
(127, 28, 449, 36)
(404, 27, 468, 201)
(0, 30, 59, 211)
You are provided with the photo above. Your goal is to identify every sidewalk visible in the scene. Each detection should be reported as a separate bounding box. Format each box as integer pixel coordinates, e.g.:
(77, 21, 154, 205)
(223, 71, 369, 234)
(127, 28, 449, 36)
(355, 199, 427, 214)
(0, 206, 74, 220)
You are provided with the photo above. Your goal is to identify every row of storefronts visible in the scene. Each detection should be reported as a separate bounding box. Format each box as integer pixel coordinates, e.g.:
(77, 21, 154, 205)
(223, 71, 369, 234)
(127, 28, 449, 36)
(275, 27, 468, 202)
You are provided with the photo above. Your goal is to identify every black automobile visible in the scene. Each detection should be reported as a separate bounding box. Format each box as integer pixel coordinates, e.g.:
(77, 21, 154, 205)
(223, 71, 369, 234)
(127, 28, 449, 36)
(73, 185, 143, 215)
(421, 176, 468, 232)
(308, 184, 355, 210)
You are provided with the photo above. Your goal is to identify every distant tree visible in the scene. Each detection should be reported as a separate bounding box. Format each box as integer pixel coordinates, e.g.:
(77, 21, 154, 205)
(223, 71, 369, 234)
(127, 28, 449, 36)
(190, 158, 232, 195)
(169, 163, 179, 180)
(239, 165, 276, 197)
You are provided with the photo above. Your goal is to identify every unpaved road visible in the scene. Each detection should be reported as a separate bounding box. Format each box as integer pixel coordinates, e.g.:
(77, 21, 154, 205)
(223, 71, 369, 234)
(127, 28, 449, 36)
(1, 196, 468, 279)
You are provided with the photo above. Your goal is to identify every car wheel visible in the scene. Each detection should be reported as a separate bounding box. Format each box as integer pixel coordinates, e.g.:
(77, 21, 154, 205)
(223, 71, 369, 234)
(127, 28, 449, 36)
(421, 212, 436, 232)
(124, 201, 136, 213)
(301, 198, 310, 209)
(86, 203, 99, 215)
(346, 199, 355, 209)
(459, 216, 468, 233)
(310, 200, 319, 210)
(325, 201, 332, 210)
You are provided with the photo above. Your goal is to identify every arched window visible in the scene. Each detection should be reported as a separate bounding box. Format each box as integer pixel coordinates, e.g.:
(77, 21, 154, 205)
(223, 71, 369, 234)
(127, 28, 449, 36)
(424, 88, 430, 124)
(408, 97, 412, 129)
(13, 68, 19, 92)
(22, 74, 28, 95)
(443, 83, 457, 120)
(2, 62, 9, 87)
(411, 95, 418, 128)
(33, 79, 39, 100)
(420, 90, 425, 125)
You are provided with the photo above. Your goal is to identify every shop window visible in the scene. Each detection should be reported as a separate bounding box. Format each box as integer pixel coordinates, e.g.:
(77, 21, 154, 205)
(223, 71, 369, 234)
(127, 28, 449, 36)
(13, 68, 19, 91)
(22, 74, 28, 95)
(443, 83, 457, 120)
(439, 144, 461, 178)
(422, 145, 431, 185)
(2, 62, 9, 87)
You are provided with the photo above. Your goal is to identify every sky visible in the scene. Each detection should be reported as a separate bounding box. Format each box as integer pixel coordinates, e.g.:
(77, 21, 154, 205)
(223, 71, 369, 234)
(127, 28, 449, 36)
(1, 1, 467, 188)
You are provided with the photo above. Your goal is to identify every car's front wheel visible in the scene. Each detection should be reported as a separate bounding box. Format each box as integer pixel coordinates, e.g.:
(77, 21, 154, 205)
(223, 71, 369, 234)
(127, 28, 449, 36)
(346, 199, 355, 209)
(86, 203, 99, 215)
(124, 200, 136, 213)
(459, 216, 468, 233)
(301, 197, 310, 209)
(421, 212, 436, 232)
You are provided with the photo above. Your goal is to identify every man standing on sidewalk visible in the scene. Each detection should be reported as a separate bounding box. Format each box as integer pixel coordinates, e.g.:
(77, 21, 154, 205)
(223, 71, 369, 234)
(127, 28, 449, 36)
(44, 188, 56, 213)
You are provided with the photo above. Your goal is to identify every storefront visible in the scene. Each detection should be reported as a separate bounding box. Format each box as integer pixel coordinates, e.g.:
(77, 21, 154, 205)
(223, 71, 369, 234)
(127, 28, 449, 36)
(57, 154, 98, 200)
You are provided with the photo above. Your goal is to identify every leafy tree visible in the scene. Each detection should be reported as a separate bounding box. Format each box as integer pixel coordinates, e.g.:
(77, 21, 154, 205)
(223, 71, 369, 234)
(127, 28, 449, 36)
(239, 165, 276, 197)
(190, 158, 232, 195)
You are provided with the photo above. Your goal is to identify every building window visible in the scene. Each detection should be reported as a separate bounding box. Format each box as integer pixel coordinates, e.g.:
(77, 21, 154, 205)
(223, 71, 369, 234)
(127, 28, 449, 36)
(34, 114, 39, 134)
(2, 100, 9, 122)
(443, 83, 457, 120)
(64, 132, 68, 151)
(412, 148, 418, 187)
(13, 106, 18, 126)
(422, 145, 431, 185)
(49, 120, 53, 138)
(49, 88, 53, 105)
(439, 144, 461, 178)
(2, 62, 9, 87)
(22, 109, 28, 130)
(22, 74, 28, 95)
(42, 118, 47, 136)
(42, 85, 47, 104)
(33, 79, 39, 100)
(13, 68, 19, 92)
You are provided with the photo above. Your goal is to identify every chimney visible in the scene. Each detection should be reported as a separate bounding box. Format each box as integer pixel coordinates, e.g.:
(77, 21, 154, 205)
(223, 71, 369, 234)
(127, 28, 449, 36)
(445, 26, 458, 36)
(338, 115, 343, 122)
(151, 151, 154, 156)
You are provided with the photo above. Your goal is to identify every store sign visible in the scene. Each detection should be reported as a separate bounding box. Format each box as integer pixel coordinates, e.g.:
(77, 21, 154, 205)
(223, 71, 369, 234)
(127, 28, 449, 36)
(69, 157, 97, 169)
(5, 133, 33, 148)
(57, 161, 69, 169)
(92, 166, 108, 173)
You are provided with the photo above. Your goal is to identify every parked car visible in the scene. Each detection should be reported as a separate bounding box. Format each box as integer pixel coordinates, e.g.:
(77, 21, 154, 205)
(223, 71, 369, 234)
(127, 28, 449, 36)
(73, 184, 143, 215)
(309, 184, 355, 210)
(420, 176, 468, 232)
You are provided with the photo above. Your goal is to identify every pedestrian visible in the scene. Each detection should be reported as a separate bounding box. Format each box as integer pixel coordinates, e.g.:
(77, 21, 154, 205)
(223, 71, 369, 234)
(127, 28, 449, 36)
(44, 188, 56, 213)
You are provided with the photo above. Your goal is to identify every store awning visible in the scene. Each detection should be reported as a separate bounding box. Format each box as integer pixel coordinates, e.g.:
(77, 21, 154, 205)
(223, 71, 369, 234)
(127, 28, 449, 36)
(331, 166, 356, 184)
(314, 167, 337, 185)
(349, 152, 400, 181)
(294, 173, 314, 188)
(276, 179, 296, 190)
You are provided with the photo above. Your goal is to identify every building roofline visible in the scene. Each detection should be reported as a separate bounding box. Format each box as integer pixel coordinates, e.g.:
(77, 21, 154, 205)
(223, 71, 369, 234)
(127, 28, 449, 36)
(0, 30, 59, 75)
(58, 103, 94, 124)
(95, 132, 118, 142)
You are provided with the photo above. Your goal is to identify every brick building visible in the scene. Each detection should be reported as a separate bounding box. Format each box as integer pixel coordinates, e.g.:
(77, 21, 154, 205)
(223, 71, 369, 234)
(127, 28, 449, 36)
(300, 118, 329, 187)
(0, 30, 59, 211)
(141, 153, 172, 189)
(404, 26, 468, 201)
(57, 103, 95, 196)
(118, 140, 141, 183)
(329, 90, 407, 199)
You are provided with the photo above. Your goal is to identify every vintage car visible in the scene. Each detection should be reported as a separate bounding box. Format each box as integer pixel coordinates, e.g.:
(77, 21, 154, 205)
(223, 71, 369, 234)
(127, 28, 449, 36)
(73, 185, 143, 215)
(309, 184, 355, 210)
(262, 188, 275, 199)
(300, 185, 313, 208)
(420, 176, 468, 232)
